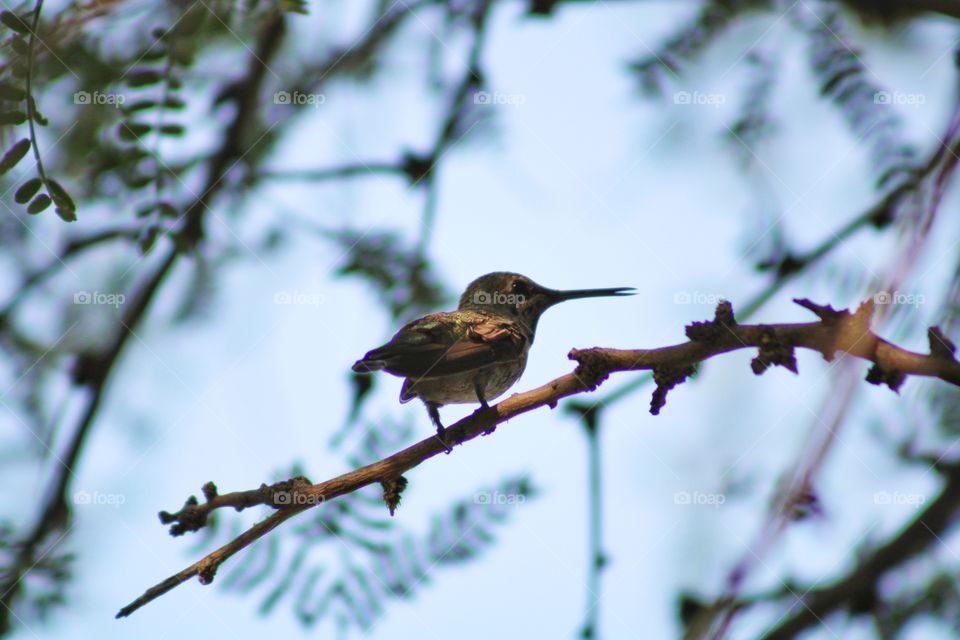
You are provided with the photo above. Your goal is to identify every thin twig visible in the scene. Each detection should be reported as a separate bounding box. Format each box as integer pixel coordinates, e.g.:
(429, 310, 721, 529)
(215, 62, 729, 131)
(255, 162, 402, 183)
(583, 414, 604, 639)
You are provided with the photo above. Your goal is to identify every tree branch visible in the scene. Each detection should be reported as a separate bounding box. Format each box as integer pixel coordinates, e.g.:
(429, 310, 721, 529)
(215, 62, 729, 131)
(902, 0, 960, 20)
(254, 161, 403, 183)
(117, 298, 960, 618)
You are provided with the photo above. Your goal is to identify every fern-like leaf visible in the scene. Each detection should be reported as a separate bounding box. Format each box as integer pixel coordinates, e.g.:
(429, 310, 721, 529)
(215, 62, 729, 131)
(797, 5, 917, 191)
(630, 0, 772, 95)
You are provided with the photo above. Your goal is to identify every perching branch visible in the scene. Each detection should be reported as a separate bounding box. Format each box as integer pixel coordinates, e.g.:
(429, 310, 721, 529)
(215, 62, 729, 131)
(117, 298, 960, 618)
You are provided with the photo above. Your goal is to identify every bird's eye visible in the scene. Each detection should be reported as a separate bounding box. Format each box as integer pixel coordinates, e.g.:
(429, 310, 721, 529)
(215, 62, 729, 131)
(511, 280, 530, 296)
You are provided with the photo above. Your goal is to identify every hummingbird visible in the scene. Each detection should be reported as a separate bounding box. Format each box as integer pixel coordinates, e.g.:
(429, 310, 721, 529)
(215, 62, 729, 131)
(352, 272, 633, 444)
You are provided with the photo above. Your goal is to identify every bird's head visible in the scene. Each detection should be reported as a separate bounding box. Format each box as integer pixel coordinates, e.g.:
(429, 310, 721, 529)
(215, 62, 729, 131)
(458, 272, 633, 337)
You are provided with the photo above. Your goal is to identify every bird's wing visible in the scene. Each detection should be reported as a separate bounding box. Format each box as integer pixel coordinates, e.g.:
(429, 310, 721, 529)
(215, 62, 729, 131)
(353, 312, 526, 378)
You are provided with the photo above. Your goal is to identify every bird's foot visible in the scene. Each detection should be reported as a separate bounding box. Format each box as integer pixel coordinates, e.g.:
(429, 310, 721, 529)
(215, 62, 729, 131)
(473, 386, 496, 435)
(473, 402, 497, 436)
(425, 402, 452, 453)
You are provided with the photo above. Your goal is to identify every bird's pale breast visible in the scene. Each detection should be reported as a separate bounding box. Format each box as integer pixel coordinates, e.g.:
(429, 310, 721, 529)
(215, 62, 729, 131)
(400, 354, 528, 405)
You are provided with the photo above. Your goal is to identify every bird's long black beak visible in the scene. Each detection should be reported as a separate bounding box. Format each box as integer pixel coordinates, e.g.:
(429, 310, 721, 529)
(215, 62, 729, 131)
(544, 286, 635, 306)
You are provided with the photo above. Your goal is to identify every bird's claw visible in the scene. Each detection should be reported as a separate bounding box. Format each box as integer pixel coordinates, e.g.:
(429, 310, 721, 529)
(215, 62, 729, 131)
(473, 399, 496, 435)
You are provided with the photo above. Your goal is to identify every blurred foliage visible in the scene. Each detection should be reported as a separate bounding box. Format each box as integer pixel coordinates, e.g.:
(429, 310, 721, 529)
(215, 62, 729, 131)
(630, 0, 773, 96)
(877, 571, 960, 638)
(800, 6, 917, 192)
(632, 0, 926, 288)
(0, 521, 73, 631)
(332, 229, 449, 321)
